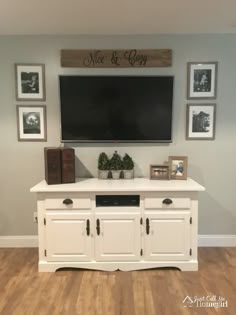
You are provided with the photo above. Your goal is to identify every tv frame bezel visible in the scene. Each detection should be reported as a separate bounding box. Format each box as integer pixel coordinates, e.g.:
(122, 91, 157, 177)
(59, 75, 174, 144)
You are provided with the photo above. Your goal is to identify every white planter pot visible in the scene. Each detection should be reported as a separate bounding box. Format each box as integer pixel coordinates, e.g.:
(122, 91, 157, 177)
(98, 170, 109, 179)
(123, 169, 134, 179)
(111, 170, 121, 179)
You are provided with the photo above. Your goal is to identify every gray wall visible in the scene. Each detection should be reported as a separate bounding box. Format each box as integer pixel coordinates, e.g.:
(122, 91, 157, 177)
(0, 35, 235, 236)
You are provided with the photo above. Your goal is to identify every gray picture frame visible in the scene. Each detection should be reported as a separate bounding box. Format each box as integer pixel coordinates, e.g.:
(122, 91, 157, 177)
(187, 62, 218, 100)
(16, 105, 47, 141)
(15, 63, 46, 101)
(186, 104, 216, 140)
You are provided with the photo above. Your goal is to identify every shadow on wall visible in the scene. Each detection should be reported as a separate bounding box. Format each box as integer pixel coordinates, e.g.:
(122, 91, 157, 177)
(0, 212, 8, 234)
(198, 192, 236, 234)
(134, 163, 144, 178)
(75, 156, 93, 178)
(186, 163, 236, 234)
(188, 164, 205, 186)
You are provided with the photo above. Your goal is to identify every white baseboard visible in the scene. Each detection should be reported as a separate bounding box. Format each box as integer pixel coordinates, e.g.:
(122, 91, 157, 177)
(198, 235, 236, 247)
(0, 235, 236, 248)
(0, 236, 38, 247)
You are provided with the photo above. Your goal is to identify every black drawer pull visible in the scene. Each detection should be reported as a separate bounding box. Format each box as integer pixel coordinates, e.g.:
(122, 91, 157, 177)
(86, 219, 90, 236)
(96, 219, 100, 235)
(146, 218, 150, 235)
(63, 198, 73, 205)
(162, 198, 173, 205)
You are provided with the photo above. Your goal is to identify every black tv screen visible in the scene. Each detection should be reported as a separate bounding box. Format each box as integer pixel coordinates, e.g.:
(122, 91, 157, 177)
(59, 75, 174, 143)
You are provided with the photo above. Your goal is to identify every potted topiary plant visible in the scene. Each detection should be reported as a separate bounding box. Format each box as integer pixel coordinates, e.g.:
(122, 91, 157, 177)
(98, 152, 110, 179)
(110, 150, 122, 179)
(122, 153, 134, 179)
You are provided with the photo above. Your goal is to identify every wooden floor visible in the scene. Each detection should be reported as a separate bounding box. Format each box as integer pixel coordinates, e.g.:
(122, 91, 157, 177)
(0, 248, 235, 315)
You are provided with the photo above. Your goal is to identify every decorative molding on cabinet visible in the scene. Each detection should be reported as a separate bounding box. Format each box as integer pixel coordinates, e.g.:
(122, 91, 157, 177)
(1, 235, 236, 248)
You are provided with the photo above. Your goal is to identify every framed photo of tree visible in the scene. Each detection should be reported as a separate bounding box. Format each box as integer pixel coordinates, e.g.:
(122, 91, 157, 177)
(186, 104, 216, 140)
(15, 63, 46, 101)
(187, 62, 218, 99)
(16, 105, 47, 141)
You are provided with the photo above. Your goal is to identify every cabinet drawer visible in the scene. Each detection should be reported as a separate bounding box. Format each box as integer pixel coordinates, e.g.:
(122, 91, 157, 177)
(45, 198, 91, 210)
(144, 197, 190, 210)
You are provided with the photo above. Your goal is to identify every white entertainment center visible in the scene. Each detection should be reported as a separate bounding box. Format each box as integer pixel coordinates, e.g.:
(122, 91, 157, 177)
(31, 177, 205, 272)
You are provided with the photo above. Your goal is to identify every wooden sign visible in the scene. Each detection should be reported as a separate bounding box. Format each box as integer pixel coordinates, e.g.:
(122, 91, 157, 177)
(61, 49, 172, 68)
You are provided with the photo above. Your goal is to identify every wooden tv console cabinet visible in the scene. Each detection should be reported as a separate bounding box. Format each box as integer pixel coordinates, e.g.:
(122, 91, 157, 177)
(31, 178, 205, 272)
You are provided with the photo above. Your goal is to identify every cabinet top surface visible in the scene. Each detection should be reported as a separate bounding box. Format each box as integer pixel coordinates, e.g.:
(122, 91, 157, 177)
(30, 177, 205, 193)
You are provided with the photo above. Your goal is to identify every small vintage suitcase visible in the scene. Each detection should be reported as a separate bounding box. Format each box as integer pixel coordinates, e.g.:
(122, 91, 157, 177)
(61, 148, 75, 183)
(44, 148, 61, 185)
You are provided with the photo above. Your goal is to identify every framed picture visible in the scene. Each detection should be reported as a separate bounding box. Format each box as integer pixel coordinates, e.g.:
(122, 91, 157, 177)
(150, 165, 169, 180)
(15, 63, 46, 101)
(186, 104, 216, 140)
(187, 62, 218, 99)
(168, 156, 188, 180)
(16, 105, 47, 141)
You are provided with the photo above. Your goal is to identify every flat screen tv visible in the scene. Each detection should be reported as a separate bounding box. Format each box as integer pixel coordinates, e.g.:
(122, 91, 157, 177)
(59, 75, 174, 143)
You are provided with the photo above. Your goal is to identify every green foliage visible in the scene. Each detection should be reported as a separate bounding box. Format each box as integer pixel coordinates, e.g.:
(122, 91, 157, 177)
(98, 152, 110, 170)
(122, 153, 134, 170)
(110, 151, 122, 170)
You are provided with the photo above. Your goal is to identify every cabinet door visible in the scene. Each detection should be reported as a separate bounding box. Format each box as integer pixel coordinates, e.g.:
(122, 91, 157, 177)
(45, 212, 92, 261)
(95, 212, 141, 261)
(144, 212, 191, 261)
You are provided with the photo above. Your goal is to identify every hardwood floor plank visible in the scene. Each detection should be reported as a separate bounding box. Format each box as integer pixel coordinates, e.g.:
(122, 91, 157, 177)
(114, 271, 135, 315)
(0, 248, 235, 315)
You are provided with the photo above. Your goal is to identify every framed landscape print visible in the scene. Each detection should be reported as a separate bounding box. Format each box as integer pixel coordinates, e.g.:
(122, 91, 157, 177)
(17, 105, 47, 141)
(15, 63, 46, 101)
(186, 104, 216, 140)
(169, 156, 188, 180)
(187, 62, 218, 99)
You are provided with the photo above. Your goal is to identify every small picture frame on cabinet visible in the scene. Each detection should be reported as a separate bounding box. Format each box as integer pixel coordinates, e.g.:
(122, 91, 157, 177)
(168, 156, 188, 180)
(150, 165, 170, 180)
